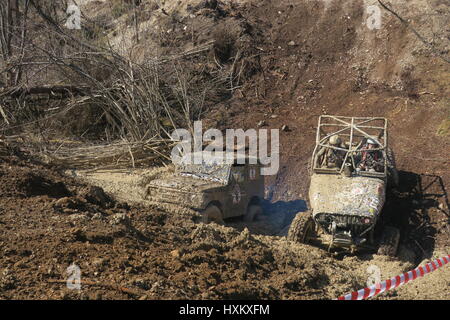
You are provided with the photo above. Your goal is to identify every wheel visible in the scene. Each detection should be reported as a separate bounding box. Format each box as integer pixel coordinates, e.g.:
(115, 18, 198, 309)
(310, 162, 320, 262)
(244, 204, 263, 222)
(386, 147, 399, 187)
(377, 226, 400, 257)
(201, 205, 224, 225)
(287, 212, 315, 243)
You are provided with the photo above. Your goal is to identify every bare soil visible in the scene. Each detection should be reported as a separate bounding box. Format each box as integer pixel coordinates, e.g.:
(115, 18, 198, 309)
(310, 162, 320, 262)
(0, 152, 448, 300)
(0, 0, 449, 300)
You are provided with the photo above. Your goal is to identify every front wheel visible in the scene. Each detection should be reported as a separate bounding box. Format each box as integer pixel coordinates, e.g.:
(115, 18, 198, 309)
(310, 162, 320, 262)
(287, 212, 315, 244)
(201, 205, 224, 225)
(377, 226, 400, 257)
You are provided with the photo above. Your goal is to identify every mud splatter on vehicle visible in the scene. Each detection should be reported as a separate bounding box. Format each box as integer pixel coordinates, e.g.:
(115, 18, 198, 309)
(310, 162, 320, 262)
(145, 152, 264, 224)
(288, 116, 400, 255)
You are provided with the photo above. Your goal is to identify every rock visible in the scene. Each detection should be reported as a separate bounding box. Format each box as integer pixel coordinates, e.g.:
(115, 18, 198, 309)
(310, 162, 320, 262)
(288, 40, 296, 46)
(150, 281, 161, 293)
(257, 120, 266, 127)
(69, 214, 88, 221)
(55, 196, 85, 211)
(110, 213, 130, 226)
(70, 227, 86, 241)
(133, 278, 151, 290)
(55, 197, 71, 207)
(63, 208, 77, 215)
(0, 268, 17, 290)
(92, 258, 106, 267)
(281, 125, 290, 132)
(85, 186, 111, 208)
(201, 291, 211, 299)
(92, 212, 103, 220)
(171, 249, 181, 258)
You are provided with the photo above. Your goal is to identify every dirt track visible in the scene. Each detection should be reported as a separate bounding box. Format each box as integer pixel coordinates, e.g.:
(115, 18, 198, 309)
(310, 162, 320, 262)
(0, 155, 447, 300)
(0, 0, 449, 300)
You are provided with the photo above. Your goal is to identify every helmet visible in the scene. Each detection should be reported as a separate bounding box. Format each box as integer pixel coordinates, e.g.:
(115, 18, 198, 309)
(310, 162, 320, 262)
(366, 137, 378, 145)
(329, 135, 341, 145)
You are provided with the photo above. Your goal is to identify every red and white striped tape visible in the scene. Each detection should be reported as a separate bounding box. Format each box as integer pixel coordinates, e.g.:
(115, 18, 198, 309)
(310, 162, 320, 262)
(337, 254, 450, 300)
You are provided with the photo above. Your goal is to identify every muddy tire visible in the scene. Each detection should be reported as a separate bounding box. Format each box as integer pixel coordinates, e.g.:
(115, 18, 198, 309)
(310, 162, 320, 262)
(386, 147, 399, 187)
(244, 204, 263, 222)
(377, 226, 400, 257)
(202, 205, 224, 225)
(287, 212, 315, 244)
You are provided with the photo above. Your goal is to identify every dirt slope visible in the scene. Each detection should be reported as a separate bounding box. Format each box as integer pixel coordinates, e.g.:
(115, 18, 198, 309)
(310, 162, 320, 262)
(193, 0, 449, 254)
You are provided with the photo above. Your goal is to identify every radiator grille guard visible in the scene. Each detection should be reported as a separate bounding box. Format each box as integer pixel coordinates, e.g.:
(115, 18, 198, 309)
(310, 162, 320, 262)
(314, 213, 375, 245)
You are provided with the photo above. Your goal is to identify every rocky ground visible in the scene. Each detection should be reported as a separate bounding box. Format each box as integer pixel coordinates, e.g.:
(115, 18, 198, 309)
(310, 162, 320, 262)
(0, 0, 448, 300)
(0, 153, 448, 300)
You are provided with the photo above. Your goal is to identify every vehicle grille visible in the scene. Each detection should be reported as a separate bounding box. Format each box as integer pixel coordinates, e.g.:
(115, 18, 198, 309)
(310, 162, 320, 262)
(315, 213, 372, 236)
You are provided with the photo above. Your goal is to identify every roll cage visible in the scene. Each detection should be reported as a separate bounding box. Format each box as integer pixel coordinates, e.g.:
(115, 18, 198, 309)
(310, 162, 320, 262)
(311, 116, 389, 179)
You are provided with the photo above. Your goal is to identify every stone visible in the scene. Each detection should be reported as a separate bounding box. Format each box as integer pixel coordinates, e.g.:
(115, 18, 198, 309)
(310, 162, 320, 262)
(257, 120, 266, 127)
(171, 249, 181, 258)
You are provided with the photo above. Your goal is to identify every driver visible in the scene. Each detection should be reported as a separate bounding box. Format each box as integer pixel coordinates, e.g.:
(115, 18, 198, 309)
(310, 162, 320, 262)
(357, 138, 383, 172)
(317, 134, 346, 169)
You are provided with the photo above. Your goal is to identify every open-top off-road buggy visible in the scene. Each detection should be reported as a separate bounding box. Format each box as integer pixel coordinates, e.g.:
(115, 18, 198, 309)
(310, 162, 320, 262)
(288, 116, 400, 255)
(145, 152, 265, 224)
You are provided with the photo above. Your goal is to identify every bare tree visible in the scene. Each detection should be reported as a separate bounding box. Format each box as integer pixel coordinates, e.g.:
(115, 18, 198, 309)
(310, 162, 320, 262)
(0, 0, 30, 87)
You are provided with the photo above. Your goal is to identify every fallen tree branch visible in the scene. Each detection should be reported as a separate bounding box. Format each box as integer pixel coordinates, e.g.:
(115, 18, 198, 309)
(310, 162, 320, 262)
(378, 0, 450, 64)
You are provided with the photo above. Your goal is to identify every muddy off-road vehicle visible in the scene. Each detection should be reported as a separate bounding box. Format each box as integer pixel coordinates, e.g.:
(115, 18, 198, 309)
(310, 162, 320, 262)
(288, 116, 400, 255)
(145, 152, 265, 224)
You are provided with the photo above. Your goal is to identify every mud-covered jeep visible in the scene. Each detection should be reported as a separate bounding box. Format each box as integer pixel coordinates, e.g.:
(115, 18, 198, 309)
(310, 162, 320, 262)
(288, 116, 400, 256)
(145, 152, 265, 224)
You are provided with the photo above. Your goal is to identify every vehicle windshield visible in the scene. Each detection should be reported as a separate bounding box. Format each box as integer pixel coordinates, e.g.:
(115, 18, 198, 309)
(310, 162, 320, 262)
(176, 154, 231, 184)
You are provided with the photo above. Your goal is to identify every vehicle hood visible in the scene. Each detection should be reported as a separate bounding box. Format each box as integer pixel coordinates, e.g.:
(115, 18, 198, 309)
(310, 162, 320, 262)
(147, 175, 223, 192)
(309, 174, 385, 217)
(145, 175, 224, 209)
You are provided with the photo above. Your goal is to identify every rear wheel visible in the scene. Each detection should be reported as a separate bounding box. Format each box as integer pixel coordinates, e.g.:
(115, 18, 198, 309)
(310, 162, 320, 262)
(244, 204, 263, 222)
(287, 212, 315, 244)
(202, 205, 224, 225)
(377, 226, 400, 257)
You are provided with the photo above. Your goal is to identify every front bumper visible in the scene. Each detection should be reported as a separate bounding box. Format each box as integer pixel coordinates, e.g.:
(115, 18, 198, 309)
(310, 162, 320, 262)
(146, 187, 208, 210)
(314, 213, 375, 247)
